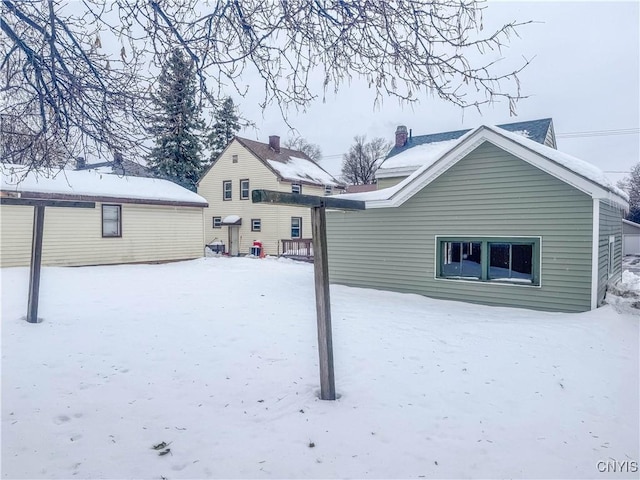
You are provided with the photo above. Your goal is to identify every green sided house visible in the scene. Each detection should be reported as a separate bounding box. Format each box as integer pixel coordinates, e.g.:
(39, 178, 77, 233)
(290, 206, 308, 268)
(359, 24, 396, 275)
(326, 124, 628, 312)
(1, 164, 208, 267)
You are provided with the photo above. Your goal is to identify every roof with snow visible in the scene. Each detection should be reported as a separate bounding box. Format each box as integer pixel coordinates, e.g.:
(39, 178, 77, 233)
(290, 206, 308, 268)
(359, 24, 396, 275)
(234, 137, 344, 187)
(1, 164, 208, 207)
(77, 158, 155, 178)
(339, 125, 628, 209)
(380, 119, 555, 175)
(385, 118, 553, 159)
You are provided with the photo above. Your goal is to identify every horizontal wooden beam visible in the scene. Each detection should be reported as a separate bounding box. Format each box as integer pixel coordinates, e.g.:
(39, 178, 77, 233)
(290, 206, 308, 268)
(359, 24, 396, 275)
(252, 189, 366, 211)
(2, 191, 206, 208)
(0, 197, 96, 208)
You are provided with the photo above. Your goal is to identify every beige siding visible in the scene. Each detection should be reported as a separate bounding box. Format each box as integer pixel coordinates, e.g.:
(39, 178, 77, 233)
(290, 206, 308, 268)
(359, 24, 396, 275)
(198, 140, 326, 255)
(327, 141, 594, 312)
(1, 203, 204, 267)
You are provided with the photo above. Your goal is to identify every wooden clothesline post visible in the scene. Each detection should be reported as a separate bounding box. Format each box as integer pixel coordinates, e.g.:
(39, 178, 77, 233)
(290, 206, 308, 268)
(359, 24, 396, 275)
(252, 189, 365, 400)
(0, 197, 95, 323)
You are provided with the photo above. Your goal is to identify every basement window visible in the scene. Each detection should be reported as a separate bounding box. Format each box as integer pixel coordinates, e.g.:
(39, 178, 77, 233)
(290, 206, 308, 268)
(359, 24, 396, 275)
(102, 204, 121, 237)
(437, 237, 540, 285)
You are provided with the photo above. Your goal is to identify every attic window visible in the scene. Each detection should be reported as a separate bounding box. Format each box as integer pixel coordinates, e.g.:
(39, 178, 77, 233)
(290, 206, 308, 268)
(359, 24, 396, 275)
(232, 154, 238, 164)
(292, 183, 302, 194)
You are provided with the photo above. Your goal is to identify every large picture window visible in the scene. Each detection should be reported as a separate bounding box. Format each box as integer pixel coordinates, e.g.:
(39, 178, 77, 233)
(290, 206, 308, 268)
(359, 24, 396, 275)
(438, 237, 540, 285)
(102, 204, 121, 237)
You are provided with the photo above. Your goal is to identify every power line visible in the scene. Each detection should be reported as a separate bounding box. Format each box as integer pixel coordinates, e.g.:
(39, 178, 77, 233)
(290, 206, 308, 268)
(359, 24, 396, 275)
(557, 128, 640, 138)
(321, 127, 639, 159)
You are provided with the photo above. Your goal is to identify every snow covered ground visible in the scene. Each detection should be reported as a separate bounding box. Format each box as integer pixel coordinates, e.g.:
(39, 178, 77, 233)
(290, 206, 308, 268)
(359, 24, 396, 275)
(1, 257, 638, 479)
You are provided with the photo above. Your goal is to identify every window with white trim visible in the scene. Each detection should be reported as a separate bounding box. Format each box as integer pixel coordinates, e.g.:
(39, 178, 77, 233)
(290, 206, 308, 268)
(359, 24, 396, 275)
(232, 154, 238, 163)
(223, 180, 232, 200)
(291, 183, 302, 194)
(324, 185, 332, 196)
(240, 179, 249, 200)
(438, 237, 540, 285)
(251, 219, 261, 232)
(291, 217, 302, 239)
(102, 204, 121, 237)
(213, 216, 222, 228)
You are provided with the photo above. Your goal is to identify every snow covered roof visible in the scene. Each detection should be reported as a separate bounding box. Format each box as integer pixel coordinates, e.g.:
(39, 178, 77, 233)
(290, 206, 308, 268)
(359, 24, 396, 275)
(222, 215, 241, 225)
(1, 164, 208, 207)
(235, 137, 343, 187)
(340, 125, 628, 209)
(383, 118, 554, 162)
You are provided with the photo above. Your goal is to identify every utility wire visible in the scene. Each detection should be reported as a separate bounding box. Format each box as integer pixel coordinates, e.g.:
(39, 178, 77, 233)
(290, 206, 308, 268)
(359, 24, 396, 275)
(557, 128, 639, 138)
(321, 127, 640, 159)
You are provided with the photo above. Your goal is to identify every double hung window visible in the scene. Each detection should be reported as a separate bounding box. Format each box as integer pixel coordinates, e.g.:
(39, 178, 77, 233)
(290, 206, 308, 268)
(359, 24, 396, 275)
(240, 179, 249, 200)
(102, 205, 121, 237)
(223, 180, 232, 200)
(291, 217, 302, 239)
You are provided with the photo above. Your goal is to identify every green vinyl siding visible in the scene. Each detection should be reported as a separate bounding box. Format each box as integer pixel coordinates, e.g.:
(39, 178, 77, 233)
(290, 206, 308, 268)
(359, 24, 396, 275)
(326, 141, 594, 312)
(598, 200, 624, 305)
(376, 177, 405, 189)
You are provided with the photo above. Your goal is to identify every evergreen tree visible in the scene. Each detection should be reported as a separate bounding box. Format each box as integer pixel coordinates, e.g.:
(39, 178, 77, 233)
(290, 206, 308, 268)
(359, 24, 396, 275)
(618, 163, 640, 223)
(207, 97, 241, 164)
(147, 49, 204, 191)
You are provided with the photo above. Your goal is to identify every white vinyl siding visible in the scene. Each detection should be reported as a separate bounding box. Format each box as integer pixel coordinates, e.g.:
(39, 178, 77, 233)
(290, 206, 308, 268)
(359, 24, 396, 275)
(198, 139, 325, 256)
(1, 203, 204, 267)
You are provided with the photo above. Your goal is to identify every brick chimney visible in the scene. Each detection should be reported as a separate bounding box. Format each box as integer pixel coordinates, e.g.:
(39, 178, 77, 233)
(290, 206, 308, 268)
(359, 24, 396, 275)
(395, 125, 408, 148)
(269, 135, 281, 153)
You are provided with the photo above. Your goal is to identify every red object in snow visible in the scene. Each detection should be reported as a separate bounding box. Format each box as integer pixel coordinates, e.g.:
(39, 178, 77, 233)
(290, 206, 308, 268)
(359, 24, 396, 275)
(252, 241, 265, 258)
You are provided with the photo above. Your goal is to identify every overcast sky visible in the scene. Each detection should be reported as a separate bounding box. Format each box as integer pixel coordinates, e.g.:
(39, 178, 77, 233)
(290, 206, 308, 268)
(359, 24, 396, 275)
(235, 1, 639, 183)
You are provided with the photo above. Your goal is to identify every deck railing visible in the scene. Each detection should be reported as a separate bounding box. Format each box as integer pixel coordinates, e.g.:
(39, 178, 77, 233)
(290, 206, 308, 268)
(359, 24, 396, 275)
(281, 238, 313, 260)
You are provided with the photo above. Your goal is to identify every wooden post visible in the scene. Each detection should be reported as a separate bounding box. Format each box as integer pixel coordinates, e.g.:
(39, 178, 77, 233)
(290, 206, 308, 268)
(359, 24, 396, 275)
(27, 205, 45, 323)
(251, 190, 363, 400)
(311, 205, 336, 400)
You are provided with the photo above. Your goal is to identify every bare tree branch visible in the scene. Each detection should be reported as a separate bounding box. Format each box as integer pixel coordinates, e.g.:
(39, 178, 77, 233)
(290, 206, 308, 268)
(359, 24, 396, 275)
(1, 0, 531, 171)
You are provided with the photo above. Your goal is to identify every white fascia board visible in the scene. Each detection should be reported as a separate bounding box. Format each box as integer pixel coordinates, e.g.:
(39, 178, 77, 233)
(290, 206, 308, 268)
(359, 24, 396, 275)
(364, 127, 627, 210)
